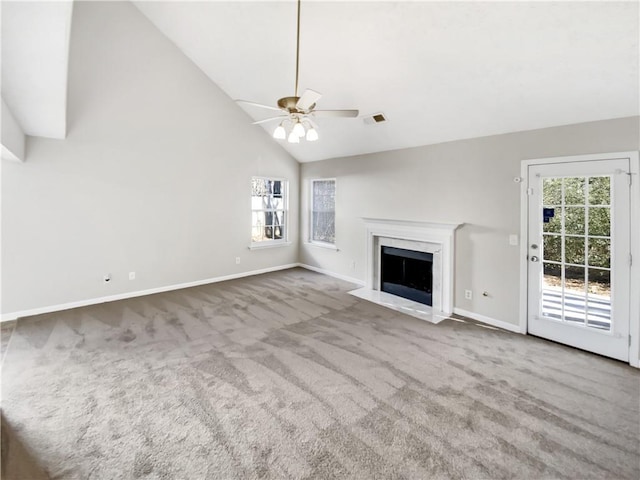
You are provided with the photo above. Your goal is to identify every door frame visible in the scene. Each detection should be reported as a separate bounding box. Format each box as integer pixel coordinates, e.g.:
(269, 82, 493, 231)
(519, 151, 640, 367)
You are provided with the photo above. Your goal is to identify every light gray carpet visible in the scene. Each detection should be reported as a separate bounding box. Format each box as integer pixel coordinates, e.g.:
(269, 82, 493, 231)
(1, 268, 638, 479)
(1, 320, 16, 362)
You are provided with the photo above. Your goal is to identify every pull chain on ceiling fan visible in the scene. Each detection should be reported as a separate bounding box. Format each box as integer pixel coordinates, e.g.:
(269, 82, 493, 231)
(235, 0, 359, 143)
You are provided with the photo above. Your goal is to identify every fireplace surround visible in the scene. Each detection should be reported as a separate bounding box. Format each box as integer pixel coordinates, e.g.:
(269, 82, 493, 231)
(349, 218, 462, 323)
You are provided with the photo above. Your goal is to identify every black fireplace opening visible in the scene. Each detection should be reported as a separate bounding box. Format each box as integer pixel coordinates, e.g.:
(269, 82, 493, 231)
(381, 246, 433, 306)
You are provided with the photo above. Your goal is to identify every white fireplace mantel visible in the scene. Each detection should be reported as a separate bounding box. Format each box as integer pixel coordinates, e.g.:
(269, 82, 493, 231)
(350, 218, 463, 323)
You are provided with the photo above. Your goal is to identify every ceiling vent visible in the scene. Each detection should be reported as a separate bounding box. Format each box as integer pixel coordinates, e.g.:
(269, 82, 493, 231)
(363, 112, 387, 125)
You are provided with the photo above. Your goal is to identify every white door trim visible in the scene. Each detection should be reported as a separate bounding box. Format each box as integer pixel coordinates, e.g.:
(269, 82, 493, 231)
(519, 151, 640, 367)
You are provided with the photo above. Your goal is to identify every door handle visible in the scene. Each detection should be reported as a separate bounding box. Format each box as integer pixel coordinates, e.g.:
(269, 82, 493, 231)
(530, 256, 539, 262)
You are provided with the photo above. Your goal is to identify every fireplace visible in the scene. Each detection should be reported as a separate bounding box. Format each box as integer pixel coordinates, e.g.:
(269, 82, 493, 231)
(381, 246, 433, 306)
(349, 218, 462, 323)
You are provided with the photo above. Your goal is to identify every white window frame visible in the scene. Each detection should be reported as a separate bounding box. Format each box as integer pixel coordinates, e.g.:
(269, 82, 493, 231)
(309, 178, 337, 249)
(250, 176, 290, 249)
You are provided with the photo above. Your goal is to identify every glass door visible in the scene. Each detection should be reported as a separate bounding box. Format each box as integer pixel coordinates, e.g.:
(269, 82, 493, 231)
(527, 158, 631, 361)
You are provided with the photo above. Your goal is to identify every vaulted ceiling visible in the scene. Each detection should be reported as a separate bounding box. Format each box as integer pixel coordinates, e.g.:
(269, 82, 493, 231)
(2, 1, 639, 163)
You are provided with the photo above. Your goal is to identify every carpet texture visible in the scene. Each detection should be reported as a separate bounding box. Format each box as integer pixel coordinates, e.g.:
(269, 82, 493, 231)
(1, 268, 638, 479)
(1, 320, 16, 362)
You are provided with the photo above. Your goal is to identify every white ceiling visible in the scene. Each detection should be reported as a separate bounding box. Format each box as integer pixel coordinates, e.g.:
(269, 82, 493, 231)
(1, 1, 73, 139)
(1, 1, 637, 161)
(134, 0, 639, 163)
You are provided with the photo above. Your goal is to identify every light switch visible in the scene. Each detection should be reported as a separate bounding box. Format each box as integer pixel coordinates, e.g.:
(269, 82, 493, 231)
(509, 234, 519, 246)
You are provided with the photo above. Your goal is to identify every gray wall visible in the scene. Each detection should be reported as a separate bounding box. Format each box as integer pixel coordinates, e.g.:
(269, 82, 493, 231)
(1, 1, 637, 329)
(300, 116, 640, 326)
(1, 1, 299, 315)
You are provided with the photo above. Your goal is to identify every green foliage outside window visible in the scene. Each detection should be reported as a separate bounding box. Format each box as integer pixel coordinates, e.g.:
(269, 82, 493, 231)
(542, 176, 611, 285)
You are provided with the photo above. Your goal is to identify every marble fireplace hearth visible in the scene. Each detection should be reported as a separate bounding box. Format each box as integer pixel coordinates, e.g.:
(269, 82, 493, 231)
(349, 218, 462, 324)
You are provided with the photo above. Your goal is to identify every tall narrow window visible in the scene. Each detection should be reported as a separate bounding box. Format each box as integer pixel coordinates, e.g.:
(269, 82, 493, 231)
(310, 179, 336, 245)
(251, 178, 288, 245)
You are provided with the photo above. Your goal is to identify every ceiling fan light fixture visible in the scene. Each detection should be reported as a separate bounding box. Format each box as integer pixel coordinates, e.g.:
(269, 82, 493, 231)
(287, 130, 300, 143)
(273, 124, 286, 140)
(235, 0, 359, 146)
(292, 121, 306, 137)
(306, 127, 318, 141)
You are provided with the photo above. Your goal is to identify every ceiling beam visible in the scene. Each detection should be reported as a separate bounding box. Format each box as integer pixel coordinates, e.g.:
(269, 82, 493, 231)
(1, 98, 25, 162)
(1, 1, 73, 140)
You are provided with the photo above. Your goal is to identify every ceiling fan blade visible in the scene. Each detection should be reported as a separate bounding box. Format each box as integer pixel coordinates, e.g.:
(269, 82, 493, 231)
(236, 100, 282, 112)
(296, 89, 322, 110)
(312, 109, 359, 118)
(252, 116, 287, 125)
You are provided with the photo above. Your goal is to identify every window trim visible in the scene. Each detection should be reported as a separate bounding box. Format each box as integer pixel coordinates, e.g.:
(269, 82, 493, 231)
(251, 176, 289, 247)
(309, 177, 337, 247)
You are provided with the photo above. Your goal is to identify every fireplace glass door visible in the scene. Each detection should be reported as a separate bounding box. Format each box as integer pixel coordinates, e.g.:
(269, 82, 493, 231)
(381, 247, 433, 306)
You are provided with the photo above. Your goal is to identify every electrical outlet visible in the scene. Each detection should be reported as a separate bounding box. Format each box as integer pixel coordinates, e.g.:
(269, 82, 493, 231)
(103, 273, 111, 283)
(235, 257, 241, 265)
(129, 272, 136, 280)
(464, 290, 472, 300)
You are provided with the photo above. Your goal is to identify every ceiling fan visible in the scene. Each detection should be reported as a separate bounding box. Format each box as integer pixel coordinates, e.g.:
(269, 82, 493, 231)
(235, 0, 359, 143)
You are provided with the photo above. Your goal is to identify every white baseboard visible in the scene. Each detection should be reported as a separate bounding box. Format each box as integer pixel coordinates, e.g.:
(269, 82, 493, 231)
(0, 263, 300, 322)
(298, 263, 365, 287)
(453, 308, 524, 334)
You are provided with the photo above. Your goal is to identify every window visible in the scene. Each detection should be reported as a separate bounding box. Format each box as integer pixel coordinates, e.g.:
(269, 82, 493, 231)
(251, 177, 288, 245)
(310, 179, 336, 245)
